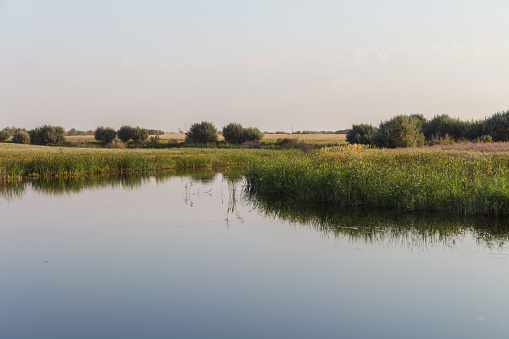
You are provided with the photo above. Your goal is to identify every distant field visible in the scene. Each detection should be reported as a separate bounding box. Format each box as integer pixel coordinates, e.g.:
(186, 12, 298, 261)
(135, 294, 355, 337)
(64, 133, 347, 145)
(262, 134, 346, 144)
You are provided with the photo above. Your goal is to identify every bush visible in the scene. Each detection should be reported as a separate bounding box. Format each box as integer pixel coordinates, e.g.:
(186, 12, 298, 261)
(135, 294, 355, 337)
(222, 123, 263, 144)
(117, 125, 135, 143)
(462, 120, 485, 140)
(132, 127, 149, 143)
(346, 124, 377, 145)
(11, 129, 30, 144)
(481, 110, 509, 142)
(94, 126, 117, 143)
(422, 114, 469, 141)
(222, 123, 245, 144)
(185, 121, 218, 144)
(242, 127, 263, 143)
(473, 135, 493, 143)
(29, 125, 65, 145)
(276, 137, 299, 148)
(0, 128, 10, 142)
(373, 115, 425, 148)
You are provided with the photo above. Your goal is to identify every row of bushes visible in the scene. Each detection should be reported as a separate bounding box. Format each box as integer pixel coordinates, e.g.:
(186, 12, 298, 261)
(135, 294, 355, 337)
(346, 110, 509, 148)
(94, 126, 149, 143)
(184, 121, 264, 145)
(0, 125, 65, 145)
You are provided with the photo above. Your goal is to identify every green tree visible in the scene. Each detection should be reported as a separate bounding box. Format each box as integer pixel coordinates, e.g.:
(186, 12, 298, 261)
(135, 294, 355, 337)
(481, 110, 509, 142)
(94, 126, 117, 143)
(372, 115, 425, 148)
(29, 125, 66, 145)
(422, 114, 469, 141)
(0, 128, 10, 142)
(117, 125, 135, 143)
(222, 123, 245, 144)
(185, 121, 218, 144)
(132, 127, 149, 143)
(346, 124, 377, 145)
(11, 129, 30, 144)
(242, 127, 263, 143)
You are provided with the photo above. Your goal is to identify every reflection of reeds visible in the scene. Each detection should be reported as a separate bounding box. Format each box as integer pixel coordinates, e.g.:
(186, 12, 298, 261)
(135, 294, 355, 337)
(0, 168, 226, 200)
(245, 146, 509, 215)
(246, 191, 509, 249)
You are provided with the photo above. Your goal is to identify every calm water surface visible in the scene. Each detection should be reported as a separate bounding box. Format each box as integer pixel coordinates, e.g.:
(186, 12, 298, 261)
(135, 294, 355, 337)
(1, 170, 509, 338)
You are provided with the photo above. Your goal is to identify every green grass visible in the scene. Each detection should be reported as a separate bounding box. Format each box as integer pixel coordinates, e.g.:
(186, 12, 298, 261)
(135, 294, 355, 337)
(0, 143, 287, 181)
(245, 145, 509, 215)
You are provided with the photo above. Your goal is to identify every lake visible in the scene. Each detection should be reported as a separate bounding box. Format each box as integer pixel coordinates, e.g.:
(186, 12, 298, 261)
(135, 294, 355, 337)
(1, 170, 509, 338)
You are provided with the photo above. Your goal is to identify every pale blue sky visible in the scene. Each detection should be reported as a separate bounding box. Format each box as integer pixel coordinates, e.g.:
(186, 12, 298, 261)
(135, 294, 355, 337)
(1, 0, 508, 131)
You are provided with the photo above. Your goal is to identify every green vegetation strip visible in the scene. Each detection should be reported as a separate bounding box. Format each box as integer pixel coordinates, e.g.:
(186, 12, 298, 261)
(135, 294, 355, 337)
(0, 144, 281, 181)
(245, 146, 509, 215)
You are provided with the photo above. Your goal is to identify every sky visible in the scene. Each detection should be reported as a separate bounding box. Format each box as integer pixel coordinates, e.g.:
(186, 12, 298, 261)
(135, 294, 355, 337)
(1, 0, 508, 132)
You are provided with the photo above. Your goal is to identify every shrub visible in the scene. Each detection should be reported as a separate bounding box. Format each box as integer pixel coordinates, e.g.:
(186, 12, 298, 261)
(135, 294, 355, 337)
(276, 137, 299, 148)
(222, 123, 245, 144)
(346, 124, 377, 145)
(185, 121, 218, 144)
(11, 129, 30, 144)
(462, 119, 485, 140)
(132, 127, 149, 143)
(482, 110, 509, 142)
(372, 115, 425, 148)
(148, 135, 161, 147)
(0, 128, 10, 142)
(222, 123, 263, 144)
(117, 125, 135, 143)
(29, 125, 65, 145)
(94, 126, 117, 143)
(242, 127, 263, 143)
(473, 135, 493, 143)
(422, 114, 469, 141)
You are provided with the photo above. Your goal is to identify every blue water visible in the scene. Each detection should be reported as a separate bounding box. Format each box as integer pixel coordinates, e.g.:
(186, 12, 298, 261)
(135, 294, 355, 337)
(1, 172, 508, 338)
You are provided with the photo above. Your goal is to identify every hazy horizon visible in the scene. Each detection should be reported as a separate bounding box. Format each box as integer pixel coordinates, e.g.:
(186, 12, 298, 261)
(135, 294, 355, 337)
(1, 1, 508, 132)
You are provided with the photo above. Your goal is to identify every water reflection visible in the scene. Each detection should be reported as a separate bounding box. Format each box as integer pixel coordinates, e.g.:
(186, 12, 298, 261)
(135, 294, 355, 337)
(246, 192, 509, 249)
(0, 168, 242, 201)
(2, 170, 509, 250)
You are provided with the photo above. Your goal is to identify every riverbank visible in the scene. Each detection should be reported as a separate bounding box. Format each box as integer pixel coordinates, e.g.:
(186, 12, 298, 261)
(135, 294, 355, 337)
(0, 143, 284, 181)
(245, 144, 509, 215)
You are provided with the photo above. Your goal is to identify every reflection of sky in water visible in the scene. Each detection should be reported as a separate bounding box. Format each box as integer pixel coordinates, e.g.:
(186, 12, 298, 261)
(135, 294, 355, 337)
(1, 172, 509, 338)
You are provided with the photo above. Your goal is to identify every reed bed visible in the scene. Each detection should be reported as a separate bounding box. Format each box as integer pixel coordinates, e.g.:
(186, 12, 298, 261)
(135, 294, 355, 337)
(0, 144, 281, 181)
(245, 145, 509, 215)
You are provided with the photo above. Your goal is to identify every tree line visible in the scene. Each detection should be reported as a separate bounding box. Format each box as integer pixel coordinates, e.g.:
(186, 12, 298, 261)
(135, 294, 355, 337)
(346, 110, 509, 148)
(0, 122, 264, 146)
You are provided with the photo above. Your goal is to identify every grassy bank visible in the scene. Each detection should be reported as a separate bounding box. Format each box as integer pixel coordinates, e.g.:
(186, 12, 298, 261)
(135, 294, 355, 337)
(0, 143, 284, 181)
(245, 144, 509, 215)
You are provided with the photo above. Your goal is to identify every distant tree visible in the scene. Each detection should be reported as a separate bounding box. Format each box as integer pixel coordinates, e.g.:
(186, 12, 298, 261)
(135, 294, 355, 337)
(462, 119, 485, 140)
(222, 123, 245, 144)
(422, 114, 469, 141)
(132, 127, 149, 143)
(185, 121, 218, 144)
(148, 129, 165, 135)
(11, 129, 30, 144)
(372, 115, 425, 148)
(94, 126, 117, 143)
(222, 123, 263, 144)
(242, 127, 264, 143)
(29, 125, 65, 145)
(481, 110, 509, 142)
(117, 125, 136, 143)
(346, 124, 377, 145)
(0, 128, 10, 142)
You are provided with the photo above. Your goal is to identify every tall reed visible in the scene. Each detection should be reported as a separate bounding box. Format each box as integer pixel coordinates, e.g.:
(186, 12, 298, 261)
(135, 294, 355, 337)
(245, 145, 509, 215)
